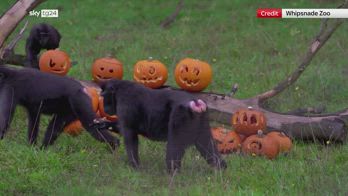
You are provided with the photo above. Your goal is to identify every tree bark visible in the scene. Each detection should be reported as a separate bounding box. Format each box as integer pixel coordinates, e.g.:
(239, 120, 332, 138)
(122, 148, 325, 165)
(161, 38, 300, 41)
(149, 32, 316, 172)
(0, 0, 45, 49)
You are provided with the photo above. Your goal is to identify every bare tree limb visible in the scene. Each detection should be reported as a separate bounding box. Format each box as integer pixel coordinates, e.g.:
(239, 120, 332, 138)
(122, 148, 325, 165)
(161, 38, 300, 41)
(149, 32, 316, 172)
(287, 106, 326, 115)
(160, 0, 184, 28)
(0, 0, 45, 49)
(254, 0, 348, 101)
(80, 81, 348, 142)
(1, 20, 28, 59)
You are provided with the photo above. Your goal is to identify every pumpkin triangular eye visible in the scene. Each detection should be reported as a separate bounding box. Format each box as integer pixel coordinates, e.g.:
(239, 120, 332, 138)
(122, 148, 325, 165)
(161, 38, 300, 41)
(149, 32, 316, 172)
(49, 59, 56, 67)
(250, 115, 257, 124)
(228, 139, 235, 143)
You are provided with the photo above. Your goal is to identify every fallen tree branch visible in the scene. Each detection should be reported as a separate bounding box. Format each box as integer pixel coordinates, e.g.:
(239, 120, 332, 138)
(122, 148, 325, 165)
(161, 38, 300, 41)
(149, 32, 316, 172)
(197, 93, 348, 142)
(81, 81, 348, 142)
(160, 0, 184, 28)
(0, 20, 28, 59)
(0, 0, 45, 50)
(287, 106, 326, 115)
(254, 0, 348, 101)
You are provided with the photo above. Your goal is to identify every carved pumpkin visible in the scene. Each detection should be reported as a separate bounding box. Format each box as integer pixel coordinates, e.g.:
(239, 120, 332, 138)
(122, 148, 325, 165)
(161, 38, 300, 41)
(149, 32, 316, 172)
(91, 57, 123, 83)
(174, 58, 212, 92)
(231, 107, 267, 136)
(267, 131, 292, 153)
(133, 58, 168, 89)
(39, 49, 71, 76)
(242, 130, 279, 159)
(211, 127, 241, 154)
(64, 87, 100, 136)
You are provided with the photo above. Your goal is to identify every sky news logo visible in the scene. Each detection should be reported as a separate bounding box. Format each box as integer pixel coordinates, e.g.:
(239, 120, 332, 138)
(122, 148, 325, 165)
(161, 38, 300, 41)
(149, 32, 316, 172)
(29, 9, 59, 18)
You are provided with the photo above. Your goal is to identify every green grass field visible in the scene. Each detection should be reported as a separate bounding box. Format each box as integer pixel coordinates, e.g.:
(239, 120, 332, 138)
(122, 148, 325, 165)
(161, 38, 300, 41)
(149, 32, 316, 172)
(0, 0, 348, 195)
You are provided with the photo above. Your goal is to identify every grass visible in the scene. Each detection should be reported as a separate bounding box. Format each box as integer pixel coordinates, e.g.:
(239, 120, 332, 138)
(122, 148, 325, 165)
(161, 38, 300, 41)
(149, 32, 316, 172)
(0, 0, 348, 195)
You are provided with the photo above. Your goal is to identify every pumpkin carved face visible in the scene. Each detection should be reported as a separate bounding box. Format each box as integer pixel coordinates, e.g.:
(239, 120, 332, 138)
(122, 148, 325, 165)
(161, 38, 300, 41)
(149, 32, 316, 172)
(242, 130, 279, 159)
(211, 127, 241, 154)
(39, 50, 71, 76)
(174, 58, 212, 92)
(133, 59, 168, 88)
(232, 107, 267, 136)
(92, 57, 123, 83)
(267, 131, 292, 153)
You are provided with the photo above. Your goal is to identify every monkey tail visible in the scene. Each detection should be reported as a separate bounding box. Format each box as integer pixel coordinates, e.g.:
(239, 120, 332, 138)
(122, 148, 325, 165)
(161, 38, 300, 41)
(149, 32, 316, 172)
(188, 99, 207, 113)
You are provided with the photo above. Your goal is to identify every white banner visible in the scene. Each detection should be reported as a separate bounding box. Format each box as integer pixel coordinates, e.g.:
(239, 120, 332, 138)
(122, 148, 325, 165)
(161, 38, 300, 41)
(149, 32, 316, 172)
(282, 9, 348, 18)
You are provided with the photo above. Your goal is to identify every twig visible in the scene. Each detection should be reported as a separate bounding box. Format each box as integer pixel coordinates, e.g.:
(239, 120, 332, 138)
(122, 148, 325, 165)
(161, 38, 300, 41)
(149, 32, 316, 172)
(1, 20, 28, 59)
(160, 0, 184, 28)
(228, 83, 238, 97)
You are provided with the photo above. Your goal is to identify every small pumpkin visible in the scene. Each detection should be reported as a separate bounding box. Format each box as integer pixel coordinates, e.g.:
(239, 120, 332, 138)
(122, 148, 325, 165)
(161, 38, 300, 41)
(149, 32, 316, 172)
(211, 127, 241, 154)
(231, 107, 267, 136)
(92, 57, 123, 83)
(174, 58, 212, 92)
(267, 131, 292, 153)
(242, 130, 279, 159)
(133, 58, 168, 89)
(64, 120, 83, 136)
(39, 49, 71, 76)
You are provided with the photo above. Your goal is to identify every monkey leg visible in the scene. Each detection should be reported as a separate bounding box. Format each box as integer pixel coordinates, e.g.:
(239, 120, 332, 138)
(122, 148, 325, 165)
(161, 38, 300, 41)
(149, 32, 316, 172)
(27, 105, 42, 145)
(41, 114, 73, 148)
(166, 139, 188, 174)
(68, 89, 119, 147)
(123, 129, 140, 168)
(0, 86, 17, 139)
(194, 127, 227, 170)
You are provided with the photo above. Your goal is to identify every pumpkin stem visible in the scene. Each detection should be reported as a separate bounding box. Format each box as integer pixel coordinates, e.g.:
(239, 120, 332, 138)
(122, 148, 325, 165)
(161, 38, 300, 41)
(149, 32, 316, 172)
(257, 130, 263, 137)
(148, 56, 153, 61)
(248, 106, 253, 110)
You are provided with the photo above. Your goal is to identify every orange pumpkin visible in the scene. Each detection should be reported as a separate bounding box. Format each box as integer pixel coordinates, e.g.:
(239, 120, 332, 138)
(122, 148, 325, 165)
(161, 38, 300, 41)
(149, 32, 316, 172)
(91, 57, 123, 83)
(174, 58, 212, 92)
(231, 107, 267, 136)
(211, 127, 241, 154)
(133, 58, 168, 88)
(64, 120, 83, 136)
(64, 87, 100, 136)
(39, 49, 71, 76)
(85, 87, 99, 112)
(242, 130, 279, 159)
(267, 131, 292, 153)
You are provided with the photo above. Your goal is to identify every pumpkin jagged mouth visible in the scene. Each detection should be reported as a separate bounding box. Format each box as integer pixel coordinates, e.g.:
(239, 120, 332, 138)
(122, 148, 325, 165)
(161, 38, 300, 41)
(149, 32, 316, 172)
(134, 75, 163, 84)
(96, 75, 112, 80)
(179, 77, 199, 86)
